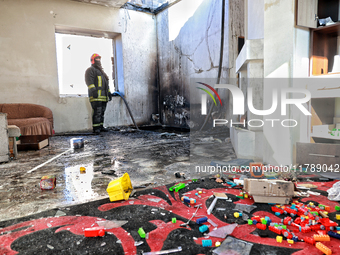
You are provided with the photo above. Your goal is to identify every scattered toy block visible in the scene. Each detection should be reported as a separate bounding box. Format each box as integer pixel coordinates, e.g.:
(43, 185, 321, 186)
(202, 239, 212, 247)
(303, 236, 315, 245)
(84, 227, 105, 237)
(315, 242, 332, 255)
(276, 236, 283, 243)
(138, 228, 146, 238)
(314, 234, 330, 241)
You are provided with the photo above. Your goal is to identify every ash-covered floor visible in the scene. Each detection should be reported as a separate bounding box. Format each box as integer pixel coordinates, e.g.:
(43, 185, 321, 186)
(0, 127, 236, 222)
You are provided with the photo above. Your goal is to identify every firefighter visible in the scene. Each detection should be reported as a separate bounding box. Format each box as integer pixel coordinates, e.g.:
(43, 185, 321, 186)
(85, 53, 112, 134)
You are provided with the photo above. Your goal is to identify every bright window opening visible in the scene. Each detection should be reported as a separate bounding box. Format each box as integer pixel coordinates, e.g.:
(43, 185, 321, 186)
(55, 33, 114, 97)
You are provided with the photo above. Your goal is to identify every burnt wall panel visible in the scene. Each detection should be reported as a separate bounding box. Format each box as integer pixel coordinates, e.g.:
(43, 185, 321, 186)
(156, 0, 244, 128)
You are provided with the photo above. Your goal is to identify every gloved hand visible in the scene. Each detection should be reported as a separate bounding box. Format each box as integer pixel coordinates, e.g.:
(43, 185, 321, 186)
(92, 90, 98, 98)
(108, 93, 112, 101)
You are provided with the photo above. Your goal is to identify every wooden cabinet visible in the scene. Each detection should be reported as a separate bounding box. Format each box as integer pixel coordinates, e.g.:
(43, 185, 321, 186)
(311, 24, 340, 75)
(297, 0, 340, 28)
(297, 0, 340, 75)
(297, 0, 318, 28)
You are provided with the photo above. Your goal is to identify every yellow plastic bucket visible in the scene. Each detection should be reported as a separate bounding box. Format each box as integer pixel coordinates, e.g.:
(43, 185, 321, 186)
(106, 173, 133, 201)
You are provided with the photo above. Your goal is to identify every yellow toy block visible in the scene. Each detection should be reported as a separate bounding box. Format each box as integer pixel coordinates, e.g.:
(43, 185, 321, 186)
(244, 194, 248, 198)
(276, 236, 283, 243)
(287, 239, 294, 244)
(234, 212, 240, 218)
(107, 173, 133, 201)
(215, 242, 221, 247)
(336, 214, 340, 220)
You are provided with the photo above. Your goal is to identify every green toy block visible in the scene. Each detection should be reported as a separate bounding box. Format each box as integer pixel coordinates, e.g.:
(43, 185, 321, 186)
(248, 219, 253, 225)
(172, 218, 176, 223)
(262, 220, 267, 225)
(169, 183, 186, 192)
(138, 227, 146, 238)
(282, 225, 287, 230)
(335, 206, 340, 211)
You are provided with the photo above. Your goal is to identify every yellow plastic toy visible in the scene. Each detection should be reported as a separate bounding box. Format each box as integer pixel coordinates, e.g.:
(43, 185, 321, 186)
(276, 236, 283, 243)
(107, 173, 133, 201)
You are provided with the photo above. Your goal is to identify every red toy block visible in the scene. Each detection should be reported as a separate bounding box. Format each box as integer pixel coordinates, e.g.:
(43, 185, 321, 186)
(307, 212, 315, 220)
(310, 225, 321, 231)
(84, 226, 105, 237)
(271, 206, 284, 214)
(301, 226, 311, 233)
(300, 220, 309, 227)
(256, 223, 267, 230)
(314, 234, 330, 241)
(315, 242, 332, 255)
(317, 230, 327, 235)
(297, 207, 308, 216)
(294, 217, 302, 224)
(252, 216, 261, 221)
(324, 205, 330, 212)
(284, 207, 297, 216)
(291, 222, 301, 229)
(312, 207, 321, 213)
(282, 230, 293, 239)
(269, 226, 282, 235)
(320, 218, 338, 231)
(303, 236, 316, 245)
(283, 217, 292, 225)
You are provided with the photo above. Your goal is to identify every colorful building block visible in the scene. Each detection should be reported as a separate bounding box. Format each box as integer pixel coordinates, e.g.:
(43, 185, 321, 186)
(282, 230, 293, 239)
(199, 225, 209, 233)
(269, 226, 282, 235)
(172, 218, 176, 223)
(276, 236, 283, 243)
(256, 223, 266, 230)
(84, 227, 105, 237)
(138, 228, 146, 238)
(196, 217, 208, 224)
(202, 240, 212, 247)
(303, 236, 315, 245)
(314, 234, 330, 241)
(287, 239, 294, 244)
(315, 242, 332, 255)
(328, 231, 340, 240)
(181, 196, 196, 204)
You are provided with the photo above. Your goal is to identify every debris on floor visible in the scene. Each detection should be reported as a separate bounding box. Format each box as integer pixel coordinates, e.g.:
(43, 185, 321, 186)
(107, 172, 133, 202)
(40, 175, 56, 190)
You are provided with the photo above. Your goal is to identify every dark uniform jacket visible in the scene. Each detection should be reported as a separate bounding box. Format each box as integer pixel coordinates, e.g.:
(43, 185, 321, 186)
(85, 65, 110, 102)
